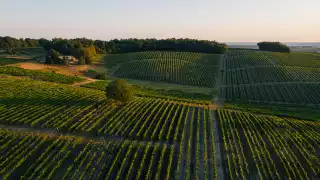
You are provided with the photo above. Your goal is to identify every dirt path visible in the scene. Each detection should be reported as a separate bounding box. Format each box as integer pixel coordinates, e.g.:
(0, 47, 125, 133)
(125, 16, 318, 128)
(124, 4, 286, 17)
(71, 78, 96, 86)
(210, 110, 225, 180)
(209, 54, 225, 180)
(258, 51, 278, 66)
(198, 109, 205, 180)
(179, 107, 193, 180)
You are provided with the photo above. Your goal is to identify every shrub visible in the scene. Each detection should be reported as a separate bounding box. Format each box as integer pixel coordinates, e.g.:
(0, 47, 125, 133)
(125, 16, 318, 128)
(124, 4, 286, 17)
(86, 70, 108, 80)
(95, 72, 107, 80)
(106, 79, 134, 103)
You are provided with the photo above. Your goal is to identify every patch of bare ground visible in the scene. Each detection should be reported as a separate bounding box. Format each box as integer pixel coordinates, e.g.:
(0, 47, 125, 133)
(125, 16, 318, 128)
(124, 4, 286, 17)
(4, 55, 33, 59)
(71, 78, 96, 86)
(8, 62, 101, 86)
(10, 62, 98, 76)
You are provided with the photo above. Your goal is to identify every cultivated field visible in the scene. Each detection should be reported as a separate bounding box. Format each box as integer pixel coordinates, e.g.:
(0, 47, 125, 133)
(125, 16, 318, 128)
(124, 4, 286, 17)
(218, 109, 320, 179)
(103, 51, 222, 87)
(221, 50, 320, 106)
(0, 48, 320, 180)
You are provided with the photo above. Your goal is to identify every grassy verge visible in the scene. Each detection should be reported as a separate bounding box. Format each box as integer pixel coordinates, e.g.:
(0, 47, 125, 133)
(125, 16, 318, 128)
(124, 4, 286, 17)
(81, 80, 212, 104)
(0, 66, 85, 84)
(223, 102, 320, 121)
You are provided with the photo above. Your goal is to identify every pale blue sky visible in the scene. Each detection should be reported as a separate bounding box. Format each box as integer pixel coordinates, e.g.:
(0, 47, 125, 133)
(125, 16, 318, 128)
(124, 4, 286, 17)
(0, 0, 319, 42)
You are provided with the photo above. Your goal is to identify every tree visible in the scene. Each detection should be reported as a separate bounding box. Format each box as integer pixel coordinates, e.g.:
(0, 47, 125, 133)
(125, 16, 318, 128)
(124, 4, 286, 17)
(48, 49, 63, 64)
(106, 79, 134, 103)
(79, 56, 85, 65)
(257, 41, 290, 53)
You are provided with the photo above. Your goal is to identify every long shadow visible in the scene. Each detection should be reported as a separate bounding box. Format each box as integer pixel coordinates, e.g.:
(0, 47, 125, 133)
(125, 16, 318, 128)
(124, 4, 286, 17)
(0, 97, 98, 106)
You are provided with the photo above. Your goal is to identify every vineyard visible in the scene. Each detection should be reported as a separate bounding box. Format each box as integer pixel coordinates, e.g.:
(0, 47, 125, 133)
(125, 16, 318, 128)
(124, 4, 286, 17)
(1, 49, 320, 179)
(104, 51, 222, 87)
(0, 130, 177, 180)
(0, 107, 218, 180)
(222, 83, 320, 105)
(81, 80, 212, 103)
(0, 76, 219, 180)
(217, 109, 320, 179)
(263, 51, 320, 68)
(221, 50, 320, 105)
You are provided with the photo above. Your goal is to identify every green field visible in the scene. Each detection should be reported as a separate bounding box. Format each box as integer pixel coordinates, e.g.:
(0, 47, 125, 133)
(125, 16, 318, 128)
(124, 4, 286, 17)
(103, 51, 222, 87)
(0, 49, 320, 179)
(263, 51, 320, 68)
(81, 80, 213, 103)
(221, 50, 320, 106)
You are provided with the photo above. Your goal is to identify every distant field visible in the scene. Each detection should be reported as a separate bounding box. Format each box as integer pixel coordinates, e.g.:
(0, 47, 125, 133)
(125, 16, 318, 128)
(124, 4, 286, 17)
(263, 51, 320, 68)
(221, 50, 320, 105)
(103, 51, 222, 87)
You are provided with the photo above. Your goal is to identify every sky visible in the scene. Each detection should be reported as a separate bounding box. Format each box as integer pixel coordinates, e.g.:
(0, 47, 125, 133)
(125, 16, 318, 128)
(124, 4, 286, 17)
(0, 0, 319, 42)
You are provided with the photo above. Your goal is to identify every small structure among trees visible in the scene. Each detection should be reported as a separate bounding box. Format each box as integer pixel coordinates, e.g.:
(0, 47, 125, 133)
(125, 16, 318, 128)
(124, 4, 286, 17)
(58, 56, 78, 65)
(106, 79, 134, 103)
(257, 41, 290, 53)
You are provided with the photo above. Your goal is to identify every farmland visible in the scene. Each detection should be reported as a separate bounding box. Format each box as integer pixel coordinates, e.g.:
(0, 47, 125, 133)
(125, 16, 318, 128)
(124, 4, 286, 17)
(221, 50, 320, 106)
(104, 51, 222, 87)
(0, 76, 218, 179)
(1, 48, 320, 179)
(218, 109, 320, 179)
(81, 80, 213, 103)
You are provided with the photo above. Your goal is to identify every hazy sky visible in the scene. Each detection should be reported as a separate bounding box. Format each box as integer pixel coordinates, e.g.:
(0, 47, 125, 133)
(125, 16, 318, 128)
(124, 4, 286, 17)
(1, 0, 319, 42)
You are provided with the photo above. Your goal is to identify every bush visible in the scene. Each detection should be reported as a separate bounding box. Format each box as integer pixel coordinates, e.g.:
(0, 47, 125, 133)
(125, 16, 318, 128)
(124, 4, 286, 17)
(106, 79, 134, 103)
(95, 72, 107, 80)
(79, 57, 85, 65)
(86, 70, 108, 80)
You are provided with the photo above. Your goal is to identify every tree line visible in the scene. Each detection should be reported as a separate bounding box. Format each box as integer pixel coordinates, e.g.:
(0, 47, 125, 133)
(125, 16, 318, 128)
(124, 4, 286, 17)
(0, 36, 39, 49)
(257, 41, 290, 53)
(0, 36, 227, 54)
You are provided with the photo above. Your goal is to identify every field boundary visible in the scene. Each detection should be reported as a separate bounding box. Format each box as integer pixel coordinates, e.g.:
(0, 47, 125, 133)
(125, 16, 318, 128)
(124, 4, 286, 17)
(220, 81, 320, 87)
(225, 65, 320, 71)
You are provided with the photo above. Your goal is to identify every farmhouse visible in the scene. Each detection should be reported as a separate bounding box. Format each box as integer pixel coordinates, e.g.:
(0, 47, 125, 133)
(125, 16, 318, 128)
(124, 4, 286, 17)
(58, 55, 79, 64)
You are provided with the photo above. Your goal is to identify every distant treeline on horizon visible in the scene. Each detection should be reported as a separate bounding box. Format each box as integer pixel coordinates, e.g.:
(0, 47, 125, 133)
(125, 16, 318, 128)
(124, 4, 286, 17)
(227, 42, 320, 47)
(0, 36, 227, 54)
